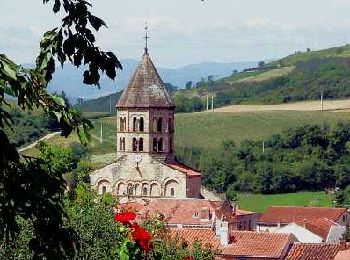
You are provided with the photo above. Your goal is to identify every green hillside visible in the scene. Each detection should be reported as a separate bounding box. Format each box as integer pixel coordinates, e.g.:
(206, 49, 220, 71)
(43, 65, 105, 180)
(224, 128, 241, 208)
(77, 44, 350, 113)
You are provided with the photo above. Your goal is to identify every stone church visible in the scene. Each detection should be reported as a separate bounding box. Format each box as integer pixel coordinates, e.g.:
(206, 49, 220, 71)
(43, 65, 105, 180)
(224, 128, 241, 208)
(90, 48, 202, 199)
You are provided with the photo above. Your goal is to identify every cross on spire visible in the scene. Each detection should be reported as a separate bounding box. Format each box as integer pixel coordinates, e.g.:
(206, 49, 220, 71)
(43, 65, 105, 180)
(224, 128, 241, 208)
(144, 22, 150, 54)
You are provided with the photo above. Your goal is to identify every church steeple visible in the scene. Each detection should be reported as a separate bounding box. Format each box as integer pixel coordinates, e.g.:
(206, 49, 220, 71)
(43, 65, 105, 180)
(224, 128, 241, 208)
(116, 32, 175, 161)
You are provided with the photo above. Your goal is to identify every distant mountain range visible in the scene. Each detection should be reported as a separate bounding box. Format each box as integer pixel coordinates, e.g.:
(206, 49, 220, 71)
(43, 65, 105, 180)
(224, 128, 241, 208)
(47, 59, 257, 102)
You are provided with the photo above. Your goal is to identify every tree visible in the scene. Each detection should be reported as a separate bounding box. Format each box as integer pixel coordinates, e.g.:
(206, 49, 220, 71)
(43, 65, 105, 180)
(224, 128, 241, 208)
(258, 61, 265, 68)
(232, 69, 238, 75)
(1, 0, 121, 258)
(185, 81, 193, 90)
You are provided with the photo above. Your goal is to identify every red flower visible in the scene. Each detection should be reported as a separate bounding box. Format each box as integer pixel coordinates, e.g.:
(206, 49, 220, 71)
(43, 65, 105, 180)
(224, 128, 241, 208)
(114, 212, 136, 225)
(131, 223, 152, 252)
(183, 257, 194, 260)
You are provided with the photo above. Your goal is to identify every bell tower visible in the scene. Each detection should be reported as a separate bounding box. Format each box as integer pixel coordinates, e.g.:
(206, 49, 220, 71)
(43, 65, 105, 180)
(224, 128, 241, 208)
(116, 27, 175, 162)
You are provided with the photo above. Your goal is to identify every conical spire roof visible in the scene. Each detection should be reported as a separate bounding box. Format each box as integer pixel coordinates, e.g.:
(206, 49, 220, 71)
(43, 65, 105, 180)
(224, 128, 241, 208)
(117, 52, 174, 108)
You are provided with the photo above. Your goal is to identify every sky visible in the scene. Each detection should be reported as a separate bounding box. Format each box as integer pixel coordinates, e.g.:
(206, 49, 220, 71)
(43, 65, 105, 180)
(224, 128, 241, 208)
(1, 0, 350, 68)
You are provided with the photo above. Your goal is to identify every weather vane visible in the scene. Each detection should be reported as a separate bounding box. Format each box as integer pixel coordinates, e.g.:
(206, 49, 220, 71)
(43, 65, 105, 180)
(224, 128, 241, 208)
(144, 22, 150, 53)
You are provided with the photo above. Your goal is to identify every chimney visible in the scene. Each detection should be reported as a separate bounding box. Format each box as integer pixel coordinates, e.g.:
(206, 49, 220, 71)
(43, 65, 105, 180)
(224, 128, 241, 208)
(220, 221, 230, 246)
(200, 207, 210, 221)
(215, 220, 221, 236)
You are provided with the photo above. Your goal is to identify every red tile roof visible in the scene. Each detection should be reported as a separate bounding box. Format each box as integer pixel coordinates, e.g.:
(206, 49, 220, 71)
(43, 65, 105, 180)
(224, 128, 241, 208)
(286, 243, 340, 260)
(120, 198, 237, 227)
(172, 228, 296, 259)
(165, 162, 202, 177)
(296, 218, 336, 240)
(117, 52, 174, 109)
(259, 206, 347, 224)
(335, 249, 350, 260)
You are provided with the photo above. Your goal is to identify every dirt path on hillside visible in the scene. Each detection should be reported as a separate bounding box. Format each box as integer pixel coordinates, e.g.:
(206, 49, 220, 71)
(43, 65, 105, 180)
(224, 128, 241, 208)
(214, 99, 350, 113)
(18, 131, 61, 152)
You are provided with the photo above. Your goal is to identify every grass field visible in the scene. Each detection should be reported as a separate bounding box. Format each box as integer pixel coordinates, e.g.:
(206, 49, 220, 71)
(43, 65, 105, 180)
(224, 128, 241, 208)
(176, 111, 350, 150)
(237, 191, 334, 213)
(21, 110, 350, 156)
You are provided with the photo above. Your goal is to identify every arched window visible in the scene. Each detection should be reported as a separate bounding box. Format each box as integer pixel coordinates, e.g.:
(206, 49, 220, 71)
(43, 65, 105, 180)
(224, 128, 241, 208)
(119, 117, 123, 131)
(119, 137, 126, 151)
(139, 117, 144, 132)
(132, 138, 137, 151)
(168, 118, 172, 132)
(153, 138, 157, 152)
(133, 117, 137, 131)
(127, 185, 133, 195)
(143, 187, 148, 196)
(157, 118, 163, 132)
(170, 188, 175, 197)
(158, 138, 163, 152)
(139, 138, 143, 152)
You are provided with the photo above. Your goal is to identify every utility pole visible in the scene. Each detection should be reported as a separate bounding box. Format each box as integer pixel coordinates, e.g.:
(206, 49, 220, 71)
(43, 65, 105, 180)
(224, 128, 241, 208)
(262, 141, 265, 153)
(211, 96, 214, 112)
(321, 91, 324, 111)
(206, 96, 209, 112)
(100, 122, 103, 144)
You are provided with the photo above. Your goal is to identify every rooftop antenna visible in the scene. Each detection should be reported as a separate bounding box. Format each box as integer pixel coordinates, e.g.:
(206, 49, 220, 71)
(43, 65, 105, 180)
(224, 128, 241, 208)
(144, 22, 150, 54)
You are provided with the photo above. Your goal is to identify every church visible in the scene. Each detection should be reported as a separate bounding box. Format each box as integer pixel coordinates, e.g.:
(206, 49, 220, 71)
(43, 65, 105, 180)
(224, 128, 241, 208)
(90, 47, 202, 199)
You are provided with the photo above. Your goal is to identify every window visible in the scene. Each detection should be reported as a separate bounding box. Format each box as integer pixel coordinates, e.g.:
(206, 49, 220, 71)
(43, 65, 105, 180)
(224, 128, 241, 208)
(153, 138, 157, 152)
(170, 188, 175, 197)
(119, 137, 126, 151)
(168, 118, 172, 132)
(102, 186, 106, 194)
(193, 212, 199, 218)
(139, 117, 144, 132)
(132, 138, 137, 151)
(133, 117, 137, 131)
(139, 138, 143, 151)
(157, 118, 163, 132)
(120, 117, 126, 131)
(143, 187, 148, 196)
(127, 185, 133, 195)
(158, 138, 163, 152)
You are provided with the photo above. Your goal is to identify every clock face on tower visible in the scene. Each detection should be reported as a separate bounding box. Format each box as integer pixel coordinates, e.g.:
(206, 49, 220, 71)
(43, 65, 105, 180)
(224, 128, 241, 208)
(133, 154, 143, 164)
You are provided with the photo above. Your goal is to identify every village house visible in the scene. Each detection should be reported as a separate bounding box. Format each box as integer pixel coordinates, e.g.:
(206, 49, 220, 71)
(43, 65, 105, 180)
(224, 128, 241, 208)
(257, 206, 350, 232)
(285, 242, 349, 260)
(172, 227, 297, 259)
(275, 218, 346, 243)
(121, 198, 259, 230)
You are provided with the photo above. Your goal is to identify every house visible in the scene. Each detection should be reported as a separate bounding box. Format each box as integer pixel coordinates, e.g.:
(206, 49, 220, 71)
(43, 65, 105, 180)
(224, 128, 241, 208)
(171, 227, 297, 259)
(120, 198, 259, 231)
(257, 206, 350, 232)
(275, 218, 346, 243)
(285, 243, 341, 260)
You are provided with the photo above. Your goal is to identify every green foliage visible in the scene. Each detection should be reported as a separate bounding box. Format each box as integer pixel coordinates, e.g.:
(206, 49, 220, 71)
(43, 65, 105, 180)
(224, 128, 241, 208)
(0, 0, 121, 258)
(177, 122, 350, 196)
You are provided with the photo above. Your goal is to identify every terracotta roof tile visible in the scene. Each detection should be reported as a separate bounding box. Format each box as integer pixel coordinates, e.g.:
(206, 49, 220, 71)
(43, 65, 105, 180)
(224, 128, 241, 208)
(165, 162, 202, 177)
(171, 228, 295, 259)
(259, 206, 347, 224)
(117, 52, 174, 108)
(120, 198, 237, 227)
(296, 218, 336, 240)
(222, 231, 296, 258)
(286, 243, 340, 260)
(334, 249, 350, 260)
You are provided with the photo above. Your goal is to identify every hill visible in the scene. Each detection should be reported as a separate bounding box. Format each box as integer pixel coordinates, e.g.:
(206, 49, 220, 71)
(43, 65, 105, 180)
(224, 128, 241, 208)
(48, 59, 256, 103)
(77, 44, 350, 113)
(206, 45, 350, 106)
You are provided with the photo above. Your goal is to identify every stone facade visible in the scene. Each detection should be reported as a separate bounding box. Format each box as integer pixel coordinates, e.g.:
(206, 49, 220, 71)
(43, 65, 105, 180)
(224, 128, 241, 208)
(90, 50, 202, 199)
